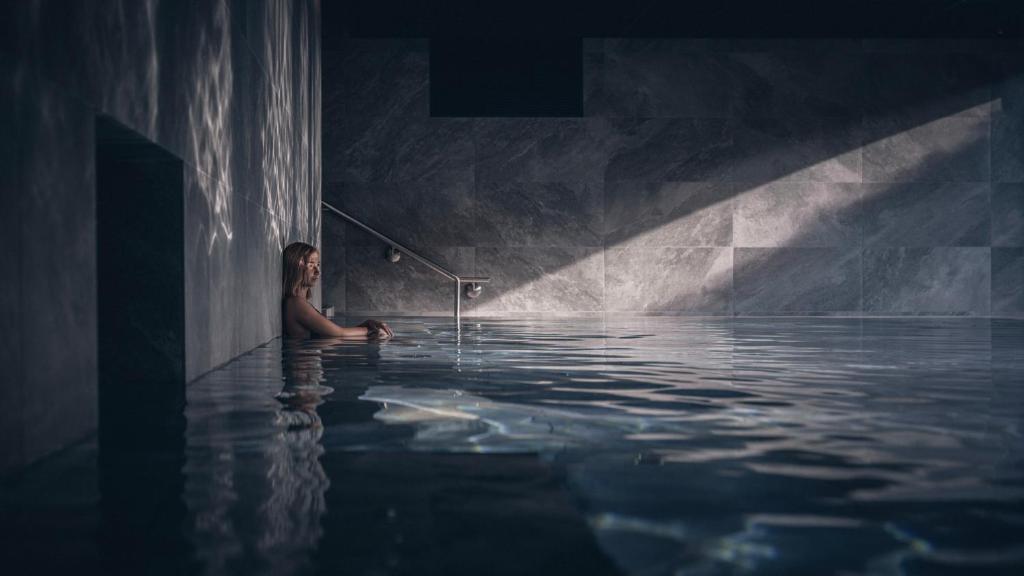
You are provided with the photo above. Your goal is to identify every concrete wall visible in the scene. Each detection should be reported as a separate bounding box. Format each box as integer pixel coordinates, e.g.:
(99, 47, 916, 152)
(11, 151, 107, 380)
(0, 0, 321, 473)
(321, 38, 1023, 318)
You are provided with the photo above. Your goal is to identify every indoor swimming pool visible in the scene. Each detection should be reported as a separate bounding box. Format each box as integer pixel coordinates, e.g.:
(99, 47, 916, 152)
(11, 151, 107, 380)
(3, 317, 1024, 575)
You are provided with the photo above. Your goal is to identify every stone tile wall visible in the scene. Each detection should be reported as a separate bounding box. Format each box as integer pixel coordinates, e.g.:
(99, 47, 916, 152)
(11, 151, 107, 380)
(0, 0, 320, 473)
(322, 38, 1022, 318)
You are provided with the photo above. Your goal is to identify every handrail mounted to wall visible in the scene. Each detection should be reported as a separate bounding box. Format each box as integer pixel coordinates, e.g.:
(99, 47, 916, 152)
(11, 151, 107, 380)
(321, 201, 490, 326)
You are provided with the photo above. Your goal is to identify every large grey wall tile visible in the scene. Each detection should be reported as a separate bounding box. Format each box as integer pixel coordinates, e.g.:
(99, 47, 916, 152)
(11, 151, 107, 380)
(730, 52, 864, 120)
(730, 116, 862, 183)
(231, 197, 259, 353)
(255, 206, 289, 331)
(865, 53, 994, 125)
(861, 182, 990, 247)
(325, 180, 478, 247)
(734, 182, 861, 247)
(184, 169, 240, 380)
(604, 181, 733, 247)
(863, 248, 991, 314)
(734, 248, 861, 314)
(992, 183, 1024, 246)
(322, 50, 344, 139)
(605, 247, 732, 313)
(20, 89, 97, 461)
(329, 40, 428, 118)
(326, 116, 474, 183)
(321, 245, 346, 313)
(992, 248, 1024, 317)
(585, 50, 743, 118)
(475, 118, 617, 183)
(993, 110, 1024, 183)
(476, 181, 603, 247)
(992, 56, 1024, 183)
(582, 52, 620, 118)
(234, 197, 282, 355)
(346, 246, 474, 314)
(605, 118, 733, 182)
(588, 49, 863, 120)
(473, 248, 604, 313)
(321, 202, 347, 312)
(863, 114, 990, 182)
(608, 116, 861, 183)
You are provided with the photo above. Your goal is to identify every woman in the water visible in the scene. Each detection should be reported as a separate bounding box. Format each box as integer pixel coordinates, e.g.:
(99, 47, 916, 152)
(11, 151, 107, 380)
(282, 241, 393, 339)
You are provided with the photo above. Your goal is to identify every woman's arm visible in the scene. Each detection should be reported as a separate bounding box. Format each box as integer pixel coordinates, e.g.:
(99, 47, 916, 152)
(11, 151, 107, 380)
(292, 298, 370, 338)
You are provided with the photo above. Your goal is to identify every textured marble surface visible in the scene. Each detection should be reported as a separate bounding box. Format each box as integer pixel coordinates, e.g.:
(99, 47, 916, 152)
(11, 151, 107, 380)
(184, 169, 237, 380)
(232, 198, 284, 359)
(606, 116, 861, 183)
(18, 81, 98, 463)
(992, 56, 1024, 183)
(993, 109, 1024, 183)
(734, 182, 861, 247)
(473, 248, 604, 314)
(863, 114, 990, 182)
(603, 118, 731, 182)
(326, 40, 428, 119)
(321, 206, 347, 311)
(864, 52, 994, 125)
(475, 118, 616, 183)
(605, 247, 732, 313)
(734, 248, 861, 314)
(327, 116, 474, 183)
(604, 181, 733, 247)
(326, 180, 478, 248)
(321, 36, 1020, 318)
(861, 182, 990, 247)
(992, 248, 1024, 317)
(587, 47, 863, 120)
(346, 246, 474, 314)
(863, 248, 991, 314)
(476, 181, 603, 247)
(992, 183, 1024, 246)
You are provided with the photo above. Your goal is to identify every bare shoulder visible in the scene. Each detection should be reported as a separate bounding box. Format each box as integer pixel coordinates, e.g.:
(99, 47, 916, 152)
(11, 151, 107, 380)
(282, 296, 314, 338)
(283, 295, 312, 315)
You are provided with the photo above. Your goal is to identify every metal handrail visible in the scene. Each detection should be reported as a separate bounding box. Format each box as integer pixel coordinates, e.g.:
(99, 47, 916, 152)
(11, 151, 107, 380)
(321, 200, 489, 324)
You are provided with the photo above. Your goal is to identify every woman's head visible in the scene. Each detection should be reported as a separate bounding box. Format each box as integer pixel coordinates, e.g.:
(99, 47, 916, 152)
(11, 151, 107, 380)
(283, 241, 320, 299)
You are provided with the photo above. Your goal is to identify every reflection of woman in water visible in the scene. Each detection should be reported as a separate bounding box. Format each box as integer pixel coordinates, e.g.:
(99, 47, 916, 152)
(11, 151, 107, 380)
(282, 242, 394, 339)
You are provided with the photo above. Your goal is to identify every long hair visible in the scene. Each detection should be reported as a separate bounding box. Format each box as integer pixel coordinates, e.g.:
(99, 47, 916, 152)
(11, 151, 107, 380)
(283, 241, 318, 300)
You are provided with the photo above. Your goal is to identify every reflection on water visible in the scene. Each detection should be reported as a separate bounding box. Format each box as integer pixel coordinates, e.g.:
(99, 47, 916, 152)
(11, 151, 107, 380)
(184, 341, 331, 576)
(2, 318, 1023, 574)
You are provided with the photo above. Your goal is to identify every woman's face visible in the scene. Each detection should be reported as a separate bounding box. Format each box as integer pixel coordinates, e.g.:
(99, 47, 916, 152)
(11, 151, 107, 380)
(301, 251, 321, 287)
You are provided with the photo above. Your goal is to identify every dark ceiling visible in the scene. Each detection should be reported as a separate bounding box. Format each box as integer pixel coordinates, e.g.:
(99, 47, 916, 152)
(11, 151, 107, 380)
(323, 0, 1024, 41)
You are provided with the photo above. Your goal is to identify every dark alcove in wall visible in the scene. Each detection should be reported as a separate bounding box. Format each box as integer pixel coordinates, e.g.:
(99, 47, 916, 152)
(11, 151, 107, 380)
(95, 116, 185, 452)
(96, 117, 192, 573)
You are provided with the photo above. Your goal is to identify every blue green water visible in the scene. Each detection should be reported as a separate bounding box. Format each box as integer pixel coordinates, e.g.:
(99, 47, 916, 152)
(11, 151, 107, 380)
(3, 318, 1024, 575)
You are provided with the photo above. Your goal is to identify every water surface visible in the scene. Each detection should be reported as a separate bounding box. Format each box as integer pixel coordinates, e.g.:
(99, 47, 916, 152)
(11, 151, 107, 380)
(3, 318, 1023, 575)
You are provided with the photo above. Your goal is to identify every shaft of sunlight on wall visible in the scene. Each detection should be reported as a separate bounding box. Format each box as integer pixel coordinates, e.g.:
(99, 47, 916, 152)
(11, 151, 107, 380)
(320, 38, 1023, 319)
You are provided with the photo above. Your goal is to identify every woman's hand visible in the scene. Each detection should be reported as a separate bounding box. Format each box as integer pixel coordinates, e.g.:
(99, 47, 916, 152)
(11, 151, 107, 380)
(358, 319, 393, 339)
